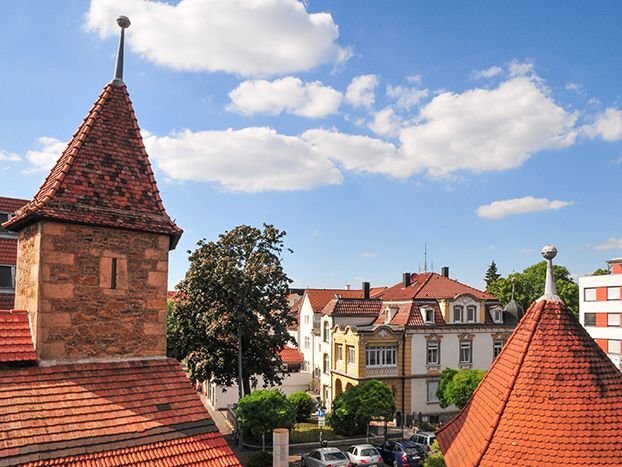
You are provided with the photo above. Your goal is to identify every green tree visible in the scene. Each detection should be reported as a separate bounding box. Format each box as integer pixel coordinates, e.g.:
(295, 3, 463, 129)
(592, 268, 610, 276)
(329, 380, 395, 436)
(288, 391, 315, 422)
(423, 440, 446, 467)
(435, 368, 458, 408)
(487, 261, 579, 317)
(236, 389, 295, 449)
(437, 368, 485, 409)
(484, 260, 501, 291)
(170, 224, 294, 396)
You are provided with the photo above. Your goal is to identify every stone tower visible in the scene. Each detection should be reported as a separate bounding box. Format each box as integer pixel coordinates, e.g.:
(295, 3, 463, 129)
(4, 21, 182, 362)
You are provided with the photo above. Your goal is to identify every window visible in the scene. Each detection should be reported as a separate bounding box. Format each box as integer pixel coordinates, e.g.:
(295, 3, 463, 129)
(584, 313, 596, 326)
(323, 353, 329, 374)
(453, 305, 464, 323)
(304, 336, 310, 350)
(426, 341, 440, 365)
(608, 287, 621, 301)
(323, 321, 330, 343)
(335, 344, 343, 362)
(0, 212, 11, 233)
(304, 314, 310, 325)
(366, 346, 397, 367)
(0, 265, 14, 289)
(422, 307, 434, 324)
(608, 340, 621, 354)
(584, 288, 597, 301)
(608, 314, 621, 327)
(347, 346, 355, 365)
(493, 340, 504, 358)
(426, 380, 439, 403)
(460, 341, 472, 364)
(466, 305, 476, 323)
(493, 308, 503, 324)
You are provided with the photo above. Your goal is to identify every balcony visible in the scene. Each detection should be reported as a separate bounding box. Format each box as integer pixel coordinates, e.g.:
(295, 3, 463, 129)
(365, 366, 398, 377)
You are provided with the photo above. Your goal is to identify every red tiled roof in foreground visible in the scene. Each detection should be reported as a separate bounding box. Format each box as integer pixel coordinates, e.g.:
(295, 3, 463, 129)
(382, 272, 496, 301)
(0, 309, 36, 363)
(279, 346, 304, 365)
(0, 358, 241, 466)
(3, 84, 182, 249)
(0, 294, 15, 311)
(0, 237, 17, 264)
(436, 299, 622, 466)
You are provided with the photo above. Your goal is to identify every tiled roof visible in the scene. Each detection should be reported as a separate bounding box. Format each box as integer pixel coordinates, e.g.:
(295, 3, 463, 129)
(382, 272, 496, 301)
(0, 196, 28, 213)
(3, 84, 182, 249)
(373, 302, 413, 326)
(0, 310, 36, 363)
(306, 288, 364, 313)
(0, 294, 15, 310)
(436, 299, 622, 466)
(279, 346, 304, 365)
(287, 295, 304, 329)
(0, 237, 17, 264)
(22, 432, 240, 466)
(322, 298, 383, 316)
(0, 358, 240, 466)
(405, 302, 447, 326)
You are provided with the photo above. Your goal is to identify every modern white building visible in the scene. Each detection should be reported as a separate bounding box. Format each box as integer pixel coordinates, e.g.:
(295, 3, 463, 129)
(579, 258, 622, 370)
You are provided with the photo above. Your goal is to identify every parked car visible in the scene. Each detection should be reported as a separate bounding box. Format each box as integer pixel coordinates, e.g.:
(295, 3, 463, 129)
(410, 432, 436, 454)
(375, 440, 425, 466)
(301, 447, 352, 467)
(345, 444, 383, 467)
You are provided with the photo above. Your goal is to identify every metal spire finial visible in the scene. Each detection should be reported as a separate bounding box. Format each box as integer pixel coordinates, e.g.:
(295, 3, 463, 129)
(112, 16, 131, 86)
(537, 244, 562, 302)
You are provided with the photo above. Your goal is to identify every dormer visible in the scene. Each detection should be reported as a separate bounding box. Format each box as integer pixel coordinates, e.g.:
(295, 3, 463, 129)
(420, 305, 435, 324)
(491, 306, 504, 324)
(384, 304, 399, 323)
(451, 294, 480, 324)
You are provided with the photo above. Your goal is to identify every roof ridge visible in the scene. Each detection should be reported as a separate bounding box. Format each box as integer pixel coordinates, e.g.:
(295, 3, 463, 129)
(412, 273, 434, 298)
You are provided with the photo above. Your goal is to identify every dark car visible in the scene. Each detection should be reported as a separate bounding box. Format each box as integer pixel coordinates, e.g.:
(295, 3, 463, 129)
(375, 440, 425, 466)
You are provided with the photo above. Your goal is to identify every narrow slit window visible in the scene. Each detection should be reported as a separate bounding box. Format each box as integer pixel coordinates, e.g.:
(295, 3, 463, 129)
(111, 258, 118, 289)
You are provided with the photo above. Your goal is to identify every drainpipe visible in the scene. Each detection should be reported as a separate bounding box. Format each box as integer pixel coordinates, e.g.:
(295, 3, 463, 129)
(401, 329, 406, 437)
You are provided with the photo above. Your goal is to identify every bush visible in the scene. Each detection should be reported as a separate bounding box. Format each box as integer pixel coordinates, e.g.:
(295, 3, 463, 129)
(237, 389, 295, 442)
(247, 451, 273, 467)
(423, 440, 446, 467)
(288, 391, 315, 422)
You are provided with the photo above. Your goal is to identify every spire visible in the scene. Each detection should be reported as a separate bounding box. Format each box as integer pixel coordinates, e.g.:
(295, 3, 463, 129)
(537, 243, 562, 302)
(112, 16, 131, 86)
(510, 275, 516, 300)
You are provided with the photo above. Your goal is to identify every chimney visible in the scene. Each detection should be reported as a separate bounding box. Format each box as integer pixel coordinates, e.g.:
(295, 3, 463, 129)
(402, 272, 410, 288)
(362, 281, 370, 299)
(345, 284, 351, 290)
(441, 266, 449, 278)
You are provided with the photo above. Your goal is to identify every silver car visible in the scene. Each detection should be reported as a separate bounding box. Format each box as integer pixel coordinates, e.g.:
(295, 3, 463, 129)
(301, 447, 352, 467)
(345, 444, 383, 467)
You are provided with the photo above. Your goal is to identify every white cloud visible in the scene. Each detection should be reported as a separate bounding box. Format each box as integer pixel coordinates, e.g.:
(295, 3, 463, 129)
(368, 107, 402, 137)
(399, 76, 578, 177)
(227, 77, 342, 118)
(361, 252, 377, 257)
(595, 238, 622, 251)
(24, 137, 66, 172)
(143, 127, 342, 192)
(565, 82, 582, 94)
(386, 84, 429, 110)
(471, 66, 503, 79)
(86, 0, 351, 77)
(476, 196, 574, 219)
(345, 74, 379, 108)
(0, 150, 21, 162)
(508, 60, 536, 77)
(583, 108, 622, 141)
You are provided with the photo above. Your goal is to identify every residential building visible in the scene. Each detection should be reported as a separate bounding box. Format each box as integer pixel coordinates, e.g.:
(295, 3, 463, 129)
(0, 17, 240, 466)
(0, 196, 28, 309)
(437, 246, 622, 466)
(331, 268, 518, 421)
(579, 258, 622, 370)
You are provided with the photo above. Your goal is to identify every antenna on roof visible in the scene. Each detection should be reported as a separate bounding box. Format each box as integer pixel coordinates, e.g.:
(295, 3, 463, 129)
(112, 16, 131, 86)
(424, 242, 428, 273)
(537, 244, 562, 302)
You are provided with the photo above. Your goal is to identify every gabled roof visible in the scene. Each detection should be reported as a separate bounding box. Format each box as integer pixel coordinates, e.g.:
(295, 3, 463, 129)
(0, 310, 36, 363)
(436, 298, 622, 466)
(3, 84, 182, 249)
(279, 346, 304, 365)
(322, 298, 383, 317)
(382, 272, 496, 302)
(0, 358, 241, 466)
(305, 288, 364, 313)
(0, 196, 28, 213)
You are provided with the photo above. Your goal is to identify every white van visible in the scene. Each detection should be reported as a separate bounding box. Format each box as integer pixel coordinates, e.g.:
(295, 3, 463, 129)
(410, 432, 436, 454)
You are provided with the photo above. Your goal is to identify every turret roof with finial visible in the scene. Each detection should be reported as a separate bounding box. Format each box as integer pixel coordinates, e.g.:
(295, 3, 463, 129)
(437, 244, 622, 466)
(3, 16, 182, 249)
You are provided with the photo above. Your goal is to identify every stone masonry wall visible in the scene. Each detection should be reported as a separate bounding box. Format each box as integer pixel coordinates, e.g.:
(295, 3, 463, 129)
(15, 223, 42, 346)
(25, 221, 168, 361)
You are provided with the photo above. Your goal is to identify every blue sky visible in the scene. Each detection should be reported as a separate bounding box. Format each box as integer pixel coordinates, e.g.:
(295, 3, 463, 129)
(1, 1, 621, 291)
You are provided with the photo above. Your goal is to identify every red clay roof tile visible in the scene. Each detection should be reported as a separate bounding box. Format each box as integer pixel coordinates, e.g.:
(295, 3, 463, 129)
(322, 298, 383, 316)
(0, 237, 17, 264)
(3, 84, 182, 249)
(436, 299, 622, 466)
(306, 289, 364, 313)
(0, 294, 15, 310)
(279, 346, 304, 365)
(0, 196, 29, 214)
(382, 272, 496, 301)
(0, 309, 36, 363)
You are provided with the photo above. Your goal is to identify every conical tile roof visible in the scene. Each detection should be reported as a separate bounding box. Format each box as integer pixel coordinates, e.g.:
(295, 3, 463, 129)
(436, 296, 622, 466)
(4, 83, 182, 249)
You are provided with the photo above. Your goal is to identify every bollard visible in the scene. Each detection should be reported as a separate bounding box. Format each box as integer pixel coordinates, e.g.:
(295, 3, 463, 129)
(272, 428, 289, 467)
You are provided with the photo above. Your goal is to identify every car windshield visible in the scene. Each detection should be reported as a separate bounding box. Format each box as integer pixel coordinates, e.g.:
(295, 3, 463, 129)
(360, 448, 379, 456)
(325, 452, 347, 461)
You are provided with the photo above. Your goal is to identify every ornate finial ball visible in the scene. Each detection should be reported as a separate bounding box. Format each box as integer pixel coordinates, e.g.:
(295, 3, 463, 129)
(117, 16, 131, 29)
(541, 244, 558, 260)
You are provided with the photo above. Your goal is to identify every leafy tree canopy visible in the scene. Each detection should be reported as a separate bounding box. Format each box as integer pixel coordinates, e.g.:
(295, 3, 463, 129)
(484, 260, 501, 290)
(237, 389, 295, 439)
(288, 391, 315, 422)
(437, 368, 485, 409)
(329, 380, 395, 436)
(592, 268, 610, 276)
(168, 224, 294, 395)
(487, 261, 579, 317)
